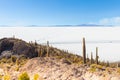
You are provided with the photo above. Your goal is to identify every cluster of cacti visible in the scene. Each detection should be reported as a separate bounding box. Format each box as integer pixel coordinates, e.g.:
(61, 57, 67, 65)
(81, 38, 120, 68)
(82, 37, 99, 65)
(36, 41, 50, 57)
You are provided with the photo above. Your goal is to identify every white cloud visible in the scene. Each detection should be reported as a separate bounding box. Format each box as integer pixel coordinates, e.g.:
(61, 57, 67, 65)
(98, 17, 120, 25)
(99, 18, 109, 25)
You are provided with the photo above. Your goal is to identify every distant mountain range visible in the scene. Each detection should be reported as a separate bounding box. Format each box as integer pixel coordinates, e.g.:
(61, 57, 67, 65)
(0, 24, 114, 27)
(27, 24, 113, 27)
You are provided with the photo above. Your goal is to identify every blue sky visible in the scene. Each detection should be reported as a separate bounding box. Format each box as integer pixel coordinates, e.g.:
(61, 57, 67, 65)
(0, 0, 120, 26)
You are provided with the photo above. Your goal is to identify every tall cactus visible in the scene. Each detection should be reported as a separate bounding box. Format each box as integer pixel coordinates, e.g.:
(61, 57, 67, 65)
(87, 54, 89, 62)
(37, 46, 40, 57)
(82, 37, 86, 64)
(40, 47, 43, 57)
(91, 52, 93, 64)
(117, 63, 120, 68)
(106, 61, 110, 67)
(96, 47, 99, 64)
(35, 40, 37, 46)
(46, 41, 49, 57)
(13, 35, 15, 38)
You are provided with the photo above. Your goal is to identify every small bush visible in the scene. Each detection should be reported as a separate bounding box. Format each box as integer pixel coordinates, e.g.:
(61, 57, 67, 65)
(89, 64, 97, 72)
(117, 68, 120, 74)
(90, 64, 97, 68)
(0, 75, 3, 80)
(89, 64, 103, 72)
(3, 74, 10, 80)
(89, 67, 96, 72)
(97, 65, 103, 69)
(15, 65, 19, 71)
(34, 74, 39, 80)
(11, 55, 17, 63)
(90, 64, 103, 69)
(18, 72, 30, 80)
(105, 67, 112, 74)
(0, 58, 8, 63)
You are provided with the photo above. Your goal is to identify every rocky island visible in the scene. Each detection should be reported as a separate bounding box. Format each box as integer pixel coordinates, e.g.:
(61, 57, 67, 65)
(0, 37, 119, 80)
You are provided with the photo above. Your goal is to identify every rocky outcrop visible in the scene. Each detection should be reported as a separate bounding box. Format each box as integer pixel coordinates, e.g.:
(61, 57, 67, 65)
(0, 38, 38, 58)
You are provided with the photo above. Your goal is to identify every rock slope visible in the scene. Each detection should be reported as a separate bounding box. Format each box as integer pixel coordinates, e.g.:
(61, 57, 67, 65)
(20, 57, 120, 80)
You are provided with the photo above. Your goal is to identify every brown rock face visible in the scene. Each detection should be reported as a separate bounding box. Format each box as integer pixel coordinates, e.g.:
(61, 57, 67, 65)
(0, 38, 38, 58)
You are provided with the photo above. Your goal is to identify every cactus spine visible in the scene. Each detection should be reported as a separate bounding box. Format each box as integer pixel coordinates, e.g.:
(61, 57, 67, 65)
(96, 47, 99, 64)
(82, 37, 86, 64)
